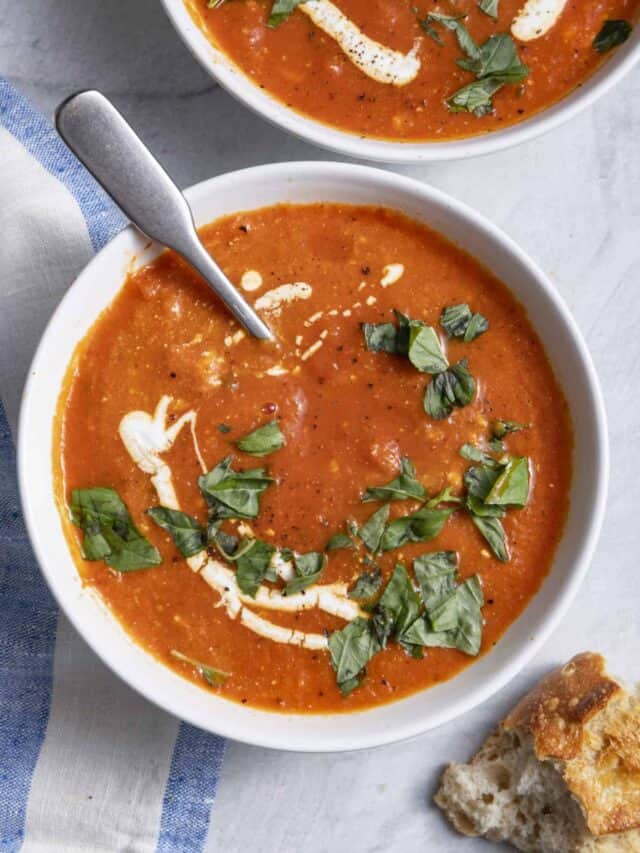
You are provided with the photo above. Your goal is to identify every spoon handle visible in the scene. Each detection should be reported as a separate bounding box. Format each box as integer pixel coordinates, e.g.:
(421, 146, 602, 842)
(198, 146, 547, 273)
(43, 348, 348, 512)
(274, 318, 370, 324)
(55, 89, 274, 341)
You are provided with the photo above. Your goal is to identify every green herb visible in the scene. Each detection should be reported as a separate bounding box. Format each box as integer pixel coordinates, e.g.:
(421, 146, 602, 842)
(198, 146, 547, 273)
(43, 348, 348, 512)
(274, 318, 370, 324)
(361, 321, 400, 353)
(267, 0, 305, 27)
(328, 617, 382, 695)
(147, 507, 206, 558)
(440, 304, 488, 341)
(488, 437, 505, 453)
(217, 423, 232, 434)
(427, 575, 484, 655)
(235, 538, 276, 596)
(417, 14, 444, 45)
(426, 13, 480, 58)
(459, 443, 499, 467)
(471, 514, 508, 561)
(198, 456, 273, 521)
(478, 0, 499, 20)
(349, 566, 383, 600)
(70, 487, 161, 571)
(447, 32, 528, 116)
(358, 504, 390, 553)
(377, 563, 422, 645)
(362, 456, 426, 503)
(426, 486, 462, 508)
(413, 551, 457, 610)
(325, 532, 354, 551)
(236, 420, 285, 457)
(492, 419, 527, 439)
(407, 324, 449, 373)
(593, 19, 632, 53)
(380, 504, 455, 552)
(485, 457, 530, 507)
(170, 649, 229, 687)
(285, 551, 326, 595)
(208, 524, 239, 557)
(424, 358, 476, 419)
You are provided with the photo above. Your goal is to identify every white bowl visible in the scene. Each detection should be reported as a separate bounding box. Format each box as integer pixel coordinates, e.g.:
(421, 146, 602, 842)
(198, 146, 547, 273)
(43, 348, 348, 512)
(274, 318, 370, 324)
(19, 162, 608, 751)
(160, 0, 640, 163)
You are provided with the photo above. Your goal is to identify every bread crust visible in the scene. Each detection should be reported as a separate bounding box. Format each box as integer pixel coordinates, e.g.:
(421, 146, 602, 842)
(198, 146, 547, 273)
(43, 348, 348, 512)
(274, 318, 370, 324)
(503, 653, 640, 837)
(503, 653, 621, 761)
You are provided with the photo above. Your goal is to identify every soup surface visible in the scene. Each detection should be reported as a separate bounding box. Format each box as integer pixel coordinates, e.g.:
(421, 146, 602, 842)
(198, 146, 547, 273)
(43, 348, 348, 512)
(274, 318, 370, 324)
(187, 0, 637, 141)
(57, 203, 572, 713)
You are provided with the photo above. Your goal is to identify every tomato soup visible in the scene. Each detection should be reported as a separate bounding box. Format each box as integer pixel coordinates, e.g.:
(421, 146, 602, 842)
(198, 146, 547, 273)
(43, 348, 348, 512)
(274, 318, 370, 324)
(56, 203, 572, 713)
(187, 0, 637, 141)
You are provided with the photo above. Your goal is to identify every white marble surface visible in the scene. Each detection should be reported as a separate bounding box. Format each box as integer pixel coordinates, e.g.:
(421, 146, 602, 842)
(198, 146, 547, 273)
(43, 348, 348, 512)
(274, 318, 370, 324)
(3, 1, 640, 850)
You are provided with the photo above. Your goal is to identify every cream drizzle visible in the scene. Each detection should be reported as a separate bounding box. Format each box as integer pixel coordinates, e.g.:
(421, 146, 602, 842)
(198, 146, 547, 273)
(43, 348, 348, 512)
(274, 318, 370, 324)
(118, 396, 363, 650)
(301, 0, 421, 86)
(511, 0, 568, 41)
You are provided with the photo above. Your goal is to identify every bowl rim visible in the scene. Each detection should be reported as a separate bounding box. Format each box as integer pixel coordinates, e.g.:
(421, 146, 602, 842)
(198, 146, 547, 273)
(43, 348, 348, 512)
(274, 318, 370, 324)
(159, 0, 640, 164)
(18, 161, 609, 751)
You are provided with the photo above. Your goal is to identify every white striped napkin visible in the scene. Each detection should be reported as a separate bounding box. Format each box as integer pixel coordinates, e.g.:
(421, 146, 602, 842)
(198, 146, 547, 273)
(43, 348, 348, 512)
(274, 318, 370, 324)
(0, 79, 225, 853)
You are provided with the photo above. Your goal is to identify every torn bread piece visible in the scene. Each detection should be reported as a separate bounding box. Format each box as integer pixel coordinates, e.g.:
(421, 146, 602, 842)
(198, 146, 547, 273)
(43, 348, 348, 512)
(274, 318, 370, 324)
(435, 653, 640, 852)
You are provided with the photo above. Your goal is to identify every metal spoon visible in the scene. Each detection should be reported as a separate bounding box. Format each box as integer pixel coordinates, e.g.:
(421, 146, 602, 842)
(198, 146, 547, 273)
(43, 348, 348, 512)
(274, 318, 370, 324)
(55, 90, 274, 341)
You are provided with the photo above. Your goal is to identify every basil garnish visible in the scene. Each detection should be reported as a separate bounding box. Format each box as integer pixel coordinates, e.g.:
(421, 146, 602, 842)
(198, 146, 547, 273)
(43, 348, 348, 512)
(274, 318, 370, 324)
(485, 457, 530, 507)
(361, 321, 400, 354)
(593, 19, 632, 53)
(236, 420, 285, 457)
(267, 0, 305, 26)
(478, 0, 499, 20)
(349, 566, 383, 600)
(459, 443, 500, 467)
(492, 419, 527, 439)
(70, 487, 161, 571)
(413, 551, 457, 610)
(407, 324, 449, 373)
(325, 532, 354, 551)
(235, 538, 276, 596)
(424, 358, 476, 419)
(358, 504, 390, 553)
(440, 301, 490, 344)
(362, 456, 426, 503)
(380, 504, 455, 552)
(426, 13, 479, 58)
(471, 515, 508, 561)
(377, 563, 422, 648)
(170, 649, 228, 687)
(328, 617, 382, 696)
(198, 456, 273, 521)
(285, 551, 326, 595)
(147, 507, 206, 558)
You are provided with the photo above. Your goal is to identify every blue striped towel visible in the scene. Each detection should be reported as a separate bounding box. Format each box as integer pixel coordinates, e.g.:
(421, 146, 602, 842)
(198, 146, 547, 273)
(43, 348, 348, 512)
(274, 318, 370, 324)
(0, 80, 225, 853)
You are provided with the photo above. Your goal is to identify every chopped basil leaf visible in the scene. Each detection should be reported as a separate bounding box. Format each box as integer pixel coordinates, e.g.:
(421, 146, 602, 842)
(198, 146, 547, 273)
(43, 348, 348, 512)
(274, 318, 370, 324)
(284, 551, 326, 595)
(426, 13, 481, 59)
(457, 33, 527, 80)
(235, 538, 276, 596)
(441, 304, 488, 341)
(328, 617, 382, 695)
(417, 15, 444, 45)
(377, 563, 421, 646)
(236, 420, 285, 457)
(426, 486, 462, 508)
(593, 19, 632, 53)
(217, 423, 232, 434)
(424, 358, 476, 419)
(407, 324, 449, 374)
(459, 443, 499, 467)
(485, 457, 530, 507)
(478, 0, 499, 20)
(471, 514, 508, 561)
(349, 566, 383, 600)
(325, 532, 354, 551)
(170, 649, 228, 687)
(362, 456, 426, 503)
(208, 524, 239, 557)
(358, 503, 390, 553)
(440, 303, 472, 337)
(464, 463, 501, 502)
(413, 551, 457, 610)
(361, 321, 399, 353)
(492, 419, 528, 439)
(428, 575, 484, 655)
(147, 507, 206, 557)
(198, 456, 273, 521)
(380, 504, 455, 552)
(70, 487, 161, 571)
(267, 0, 305, 27)
(447, 77, 507, 116)
(464, 312, 489, 342)
(488, 437, 505, 453)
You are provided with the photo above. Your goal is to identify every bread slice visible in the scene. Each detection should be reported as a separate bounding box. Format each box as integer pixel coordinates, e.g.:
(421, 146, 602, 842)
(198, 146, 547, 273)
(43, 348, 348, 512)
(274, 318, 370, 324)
(435, 653, 640, 851)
